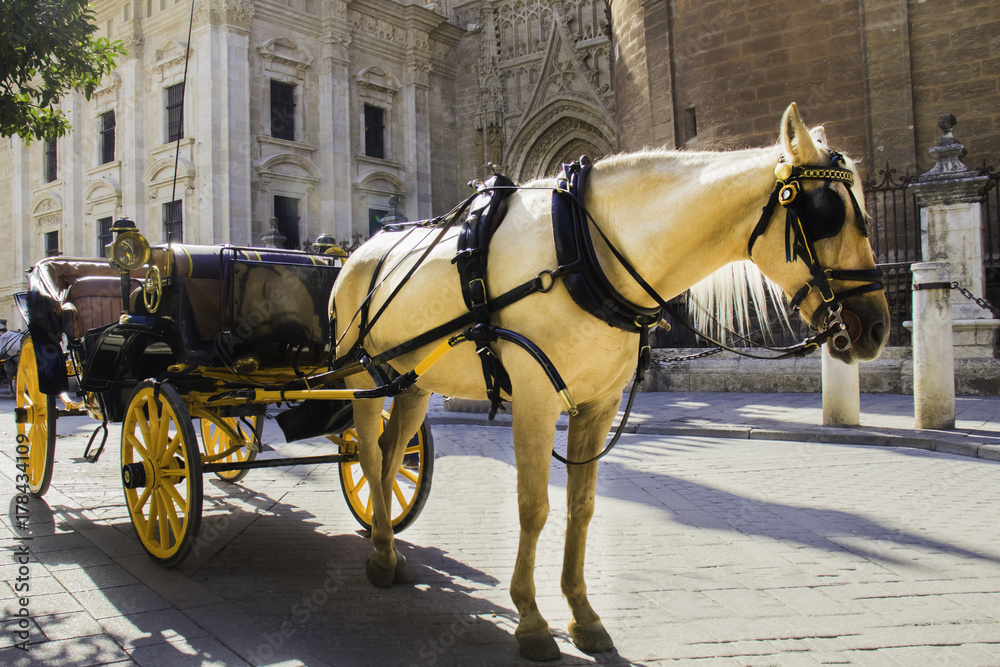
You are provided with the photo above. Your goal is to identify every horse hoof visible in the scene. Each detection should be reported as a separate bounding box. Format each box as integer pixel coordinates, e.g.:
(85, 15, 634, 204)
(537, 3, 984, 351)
(365, 557, 395, 588)
(569, 620, 614, 654)
(517, 633, 560, 662)
(393, 553, 415, 585)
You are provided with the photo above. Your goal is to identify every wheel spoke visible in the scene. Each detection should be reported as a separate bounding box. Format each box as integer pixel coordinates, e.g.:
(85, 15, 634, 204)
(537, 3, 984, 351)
(157, 488, 170, 547)
(155, 408, 171, 459)
(124, 433, 150, 464)
(136, 399, 153, 448)
(162, 480, 188, 511)
(131, 486, 153, 515)
(161, 432, 183, 466)
(392, 479, 410, 510)
(398, 466, 419, 484)
(353, 472, 368, 496)
(144, 491, 159, 542)
(162, 490, 183, 538)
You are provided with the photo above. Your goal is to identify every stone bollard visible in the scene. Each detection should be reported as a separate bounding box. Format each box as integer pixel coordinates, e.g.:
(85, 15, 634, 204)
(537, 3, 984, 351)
(911, 262, 955, 429)
(822, 344, 860, 426)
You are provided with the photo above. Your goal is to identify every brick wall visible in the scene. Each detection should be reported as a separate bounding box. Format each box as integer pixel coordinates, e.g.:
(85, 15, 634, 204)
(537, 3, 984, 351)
(909, 0, 1000, 173)
(658, 0, 867, 157)
(610, 0, 653, 147)
(612, 0, 1000, 178)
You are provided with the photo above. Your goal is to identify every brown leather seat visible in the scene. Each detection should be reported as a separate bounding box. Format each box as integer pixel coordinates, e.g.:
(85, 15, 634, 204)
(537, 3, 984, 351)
(62, 276, 130, 338)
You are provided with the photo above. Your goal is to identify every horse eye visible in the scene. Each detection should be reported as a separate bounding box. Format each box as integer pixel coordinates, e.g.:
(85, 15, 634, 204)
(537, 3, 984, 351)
(802, 188, 846, 240)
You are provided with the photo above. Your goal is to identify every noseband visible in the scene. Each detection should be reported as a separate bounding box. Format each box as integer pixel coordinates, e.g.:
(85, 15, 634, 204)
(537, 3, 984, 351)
(746, 152, 883, 352)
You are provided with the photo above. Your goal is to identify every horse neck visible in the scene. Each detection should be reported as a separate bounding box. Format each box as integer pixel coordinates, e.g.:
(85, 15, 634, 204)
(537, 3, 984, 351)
(583, 147, 780, 307)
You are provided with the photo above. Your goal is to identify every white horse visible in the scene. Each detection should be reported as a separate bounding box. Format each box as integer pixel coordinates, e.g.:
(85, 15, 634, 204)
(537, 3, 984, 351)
(331, 103, 889, 660)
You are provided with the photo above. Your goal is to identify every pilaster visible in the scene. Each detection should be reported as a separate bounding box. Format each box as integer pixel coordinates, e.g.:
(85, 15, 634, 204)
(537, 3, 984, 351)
(858, 0, 917, 172)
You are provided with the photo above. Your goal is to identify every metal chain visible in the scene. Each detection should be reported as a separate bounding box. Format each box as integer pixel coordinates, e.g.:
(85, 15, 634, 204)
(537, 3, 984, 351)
(950, 281, 1000, 317)
(657, 346, 724, 364)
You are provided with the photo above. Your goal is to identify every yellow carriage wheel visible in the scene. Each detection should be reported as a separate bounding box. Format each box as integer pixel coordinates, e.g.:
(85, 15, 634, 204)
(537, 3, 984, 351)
(335, 411, 434, 534)
(200, 416, 259, 483)
(14, 338, 56, 497)
(121, 381, 203, 567)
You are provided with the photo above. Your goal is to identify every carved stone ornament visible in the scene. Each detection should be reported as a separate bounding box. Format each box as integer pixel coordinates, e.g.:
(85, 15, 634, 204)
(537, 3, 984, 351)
(910, 115, 991, 206)
(194, 0, 254, 29)
(257, 38, 313, 78)
(121, 33, 145, 58)
(153, 41, 191, 76)
(350, 10, 406, 47)
(93, 73, 122, 101)
(405, 59, 432, 86)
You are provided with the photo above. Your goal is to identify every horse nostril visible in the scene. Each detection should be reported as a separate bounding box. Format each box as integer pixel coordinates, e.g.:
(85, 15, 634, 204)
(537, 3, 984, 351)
(869, 320, 888, 347)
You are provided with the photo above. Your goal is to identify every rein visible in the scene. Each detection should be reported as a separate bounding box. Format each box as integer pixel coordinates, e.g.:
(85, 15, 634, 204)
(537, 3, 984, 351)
(338, 152, 883, 467)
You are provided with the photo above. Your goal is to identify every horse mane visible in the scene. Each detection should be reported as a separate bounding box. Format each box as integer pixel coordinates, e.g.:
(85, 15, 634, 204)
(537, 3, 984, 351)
(685, 260, 792, 344)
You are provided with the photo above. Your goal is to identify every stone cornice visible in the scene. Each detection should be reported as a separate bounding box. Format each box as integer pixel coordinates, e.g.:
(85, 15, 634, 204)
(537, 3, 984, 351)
(908, 176, 991, 206)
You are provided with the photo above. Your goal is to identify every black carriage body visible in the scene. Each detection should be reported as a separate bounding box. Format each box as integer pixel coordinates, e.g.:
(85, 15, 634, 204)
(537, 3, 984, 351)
(20, 246, 340, 422)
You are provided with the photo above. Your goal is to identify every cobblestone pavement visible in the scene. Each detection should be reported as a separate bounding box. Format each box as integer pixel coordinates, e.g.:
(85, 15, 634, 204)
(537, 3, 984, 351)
(2, 395, 1000, 666)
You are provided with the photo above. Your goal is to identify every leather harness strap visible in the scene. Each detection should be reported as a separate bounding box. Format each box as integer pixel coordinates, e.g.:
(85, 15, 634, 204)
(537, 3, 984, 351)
(453, 173, 518, 417)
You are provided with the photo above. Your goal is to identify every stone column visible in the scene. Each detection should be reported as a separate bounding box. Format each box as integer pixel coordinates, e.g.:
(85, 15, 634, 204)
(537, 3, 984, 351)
(911, 262, 955, 430)
(321, 31, 353, 242)
(908, 115, 999, 359)
(822, 346, 860, 426)
(192, 1, 253, 245)
(118, 31, 146, 230)
(403, 55, 433, 220)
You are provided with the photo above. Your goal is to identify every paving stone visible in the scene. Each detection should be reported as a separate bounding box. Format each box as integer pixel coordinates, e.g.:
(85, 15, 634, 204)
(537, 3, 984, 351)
(97, 609, 209, 649)
(50, 564, 140, 593)
(0, 633, 130, 667)
(73, 584, 172, 620)
(3, 395, 1000, 666)
(127, 635, 250, 666)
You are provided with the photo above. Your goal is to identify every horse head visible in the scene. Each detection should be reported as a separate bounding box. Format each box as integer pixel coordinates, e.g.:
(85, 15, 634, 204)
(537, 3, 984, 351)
(749, 103, 890, 363)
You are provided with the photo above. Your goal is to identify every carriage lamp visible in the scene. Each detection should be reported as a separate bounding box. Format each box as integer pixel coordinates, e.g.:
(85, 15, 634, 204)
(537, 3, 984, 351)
(108, 217, 150, 271)
(107, 217, 151, 319)
(312, 234, 349, 258)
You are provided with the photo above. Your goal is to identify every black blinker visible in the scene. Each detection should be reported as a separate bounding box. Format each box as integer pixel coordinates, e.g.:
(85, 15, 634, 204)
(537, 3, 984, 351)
(800, 187, 846, 241)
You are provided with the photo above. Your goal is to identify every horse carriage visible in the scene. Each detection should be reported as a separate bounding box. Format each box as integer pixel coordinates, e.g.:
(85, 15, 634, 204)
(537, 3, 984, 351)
(13, 221, 434, 567)
(13, 104, 891, 661)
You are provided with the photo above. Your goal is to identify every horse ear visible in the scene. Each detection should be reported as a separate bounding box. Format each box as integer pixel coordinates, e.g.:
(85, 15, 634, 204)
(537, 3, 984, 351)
(780, 103, 823, 166)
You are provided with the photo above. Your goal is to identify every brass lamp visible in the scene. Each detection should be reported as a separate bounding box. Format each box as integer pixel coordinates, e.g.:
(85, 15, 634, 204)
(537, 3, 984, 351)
(107, 217, 150, 317)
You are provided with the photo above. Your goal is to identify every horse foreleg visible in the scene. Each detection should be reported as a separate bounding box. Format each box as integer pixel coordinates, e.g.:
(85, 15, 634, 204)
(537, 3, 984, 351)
(510, 398, 562, 661)
(376, 388, 431, 585)
(562, 394, 619, 654)
(351, 396, 398, 587)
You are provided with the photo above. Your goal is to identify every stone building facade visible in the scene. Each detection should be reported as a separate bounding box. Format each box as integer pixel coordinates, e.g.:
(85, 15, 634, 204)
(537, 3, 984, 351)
(0, 0, 620, 327)
(609, 0, 1000, 176)
(451, 0, 615, 182)
(0, 0, 466, 325)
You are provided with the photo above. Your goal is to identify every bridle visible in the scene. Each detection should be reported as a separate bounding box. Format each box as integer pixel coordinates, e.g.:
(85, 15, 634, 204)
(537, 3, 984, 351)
(747, 152, 884, 352)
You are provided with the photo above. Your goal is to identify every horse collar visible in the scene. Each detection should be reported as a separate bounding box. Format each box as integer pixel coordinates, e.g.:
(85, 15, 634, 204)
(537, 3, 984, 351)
(551, 157, 662, 333)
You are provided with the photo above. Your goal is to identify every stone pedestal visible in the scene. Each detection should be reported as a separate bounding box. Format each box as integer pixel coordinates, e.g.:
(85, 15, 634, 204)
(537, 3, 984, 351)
(908, 114, 997, 357)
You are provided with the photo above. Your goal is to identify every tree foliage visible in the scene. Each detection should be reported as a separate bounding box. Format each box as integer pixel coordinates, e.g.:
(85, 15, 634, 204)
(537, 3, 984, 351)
(1, 0, 126, 142)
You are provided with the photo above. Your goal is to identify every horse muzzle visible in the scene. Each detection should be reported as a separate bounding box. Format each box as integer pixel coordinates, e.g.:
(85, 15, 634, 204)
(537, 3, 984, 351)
(815, 299, 889, 361)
